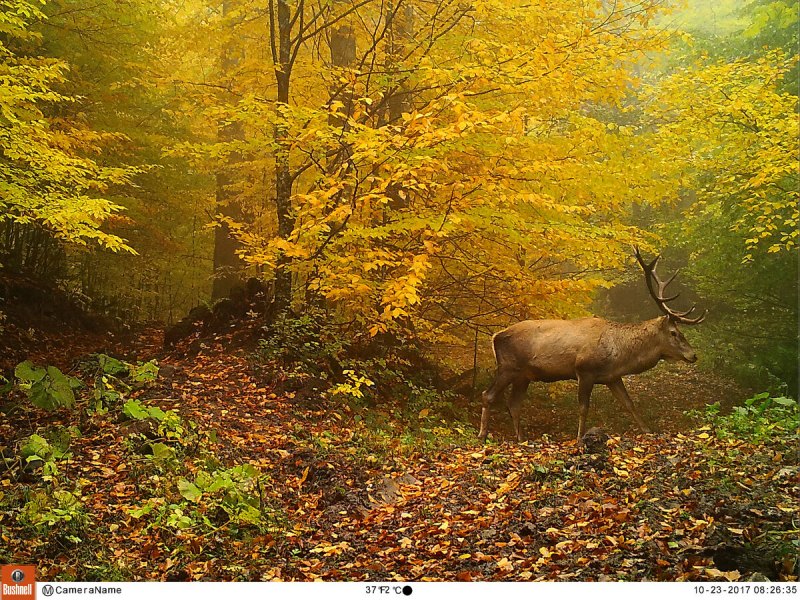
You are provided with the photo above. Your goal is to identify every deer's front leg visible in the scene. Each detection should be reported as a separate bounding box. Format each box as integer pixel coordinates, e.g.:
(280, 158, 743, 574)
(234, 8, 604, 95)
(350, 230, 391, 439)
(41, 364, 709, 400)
(607, 378, 652, 433)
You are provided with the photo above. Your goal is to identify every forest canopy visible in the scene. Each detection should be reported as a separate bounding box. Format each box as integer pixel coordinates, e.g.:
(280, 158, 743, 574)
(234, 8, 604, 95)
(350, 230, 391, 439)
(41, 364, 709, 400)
(0, 0, 797, 393)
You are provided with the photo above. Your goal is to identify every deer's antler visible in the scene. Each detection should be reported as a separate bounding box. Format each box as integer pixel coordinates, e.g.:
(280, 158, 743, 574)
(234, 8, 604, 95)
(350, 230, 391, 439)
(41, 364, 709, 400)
(633, 246, 706, 325)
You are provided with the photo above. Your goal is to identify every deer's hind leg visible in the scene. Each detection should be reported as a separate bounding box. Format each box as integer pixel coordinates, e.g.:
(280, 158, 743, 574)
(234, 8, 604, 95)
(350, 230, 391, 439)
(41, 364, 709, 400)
(479, 369, 517, 441)
(506, 379, 529, 442)
(576, 374, 595, 443)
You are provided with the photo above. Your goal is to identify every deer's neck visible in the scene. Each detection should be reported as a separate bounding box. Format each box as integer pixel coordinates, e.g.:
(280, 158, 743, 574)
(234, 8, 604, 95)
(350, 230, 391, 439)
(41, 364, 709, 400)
(611, 319, 665, 376)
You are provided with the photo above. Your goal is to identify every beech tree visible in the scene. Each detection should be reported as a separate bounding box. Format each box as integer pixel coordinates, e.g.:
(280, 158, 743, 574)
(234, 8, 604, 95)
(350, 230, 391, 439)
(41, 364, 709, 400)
(170, 0, 671, 347)
(0, 0, 136, 256)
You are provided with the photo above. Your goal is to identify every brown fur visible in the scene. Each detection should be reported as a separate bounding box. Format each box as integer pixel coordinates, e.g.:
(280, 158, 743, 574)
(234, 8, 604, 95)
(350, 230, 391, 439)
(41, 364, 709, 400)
(479, 315, 697, 443)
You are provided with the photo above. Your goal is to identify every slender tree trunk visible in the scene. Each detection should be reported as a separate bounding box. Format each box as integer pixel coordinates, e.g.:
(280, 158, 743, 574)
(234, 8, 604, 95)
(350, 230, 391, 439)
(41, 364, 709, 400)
(272, 0, 295, 313)
(329, 24, 356, 128)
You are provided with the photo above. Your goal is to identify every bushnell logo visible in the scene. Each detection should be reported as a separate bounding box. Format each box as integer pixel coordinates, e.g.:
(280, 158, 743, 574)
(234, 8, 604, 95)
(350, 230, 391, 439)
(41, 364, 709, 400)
(1, 565, 36, 600)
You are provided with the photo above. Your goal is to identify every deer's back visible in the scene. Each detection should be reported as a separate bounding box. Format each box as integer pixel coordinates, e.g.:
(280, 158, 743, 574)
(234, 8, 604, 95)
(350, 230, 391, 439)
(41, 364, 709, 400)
(493, 317, 608, 381)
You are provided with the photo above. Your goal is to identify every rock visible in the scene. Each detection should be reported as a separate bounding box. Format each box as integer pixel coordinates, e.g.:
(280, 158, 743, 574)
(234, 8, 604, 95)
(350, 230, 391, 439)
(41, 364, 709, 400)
(162, 278, 272, 350)
(713, 546, 778, 579)
(119, 418, 160, 440)
(163, 304, 211, 348)
(581, 427, 609, 453)
(158, 363, 178, 382)
(370, 474, 420, 505)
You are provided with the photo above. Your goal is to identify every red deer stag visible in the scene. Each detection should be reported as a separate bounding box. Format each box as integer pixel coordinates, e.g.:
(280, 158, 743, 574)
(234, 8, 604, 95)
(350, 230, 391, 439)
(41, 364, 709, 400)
(478, 248, 706, 443)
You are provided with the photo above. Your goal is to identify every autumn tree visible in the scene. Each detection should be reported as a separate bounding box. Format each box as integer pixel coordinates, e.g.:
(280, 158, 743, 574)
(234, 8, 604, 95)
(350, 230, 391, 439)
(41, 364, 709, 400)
(633, 5, 799, 394)
(0, 0, 215, 321)
(41, 0, 216, 321)
(0, 0, 136, 270)
(171, 0, 673, 358)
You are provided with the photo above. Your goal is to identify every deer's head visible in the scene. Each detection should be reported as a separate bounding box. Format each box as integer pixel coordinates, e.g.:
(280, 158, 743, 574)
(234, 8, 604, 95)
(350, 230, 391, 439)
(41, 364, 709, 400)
(634, 247, 706, 364)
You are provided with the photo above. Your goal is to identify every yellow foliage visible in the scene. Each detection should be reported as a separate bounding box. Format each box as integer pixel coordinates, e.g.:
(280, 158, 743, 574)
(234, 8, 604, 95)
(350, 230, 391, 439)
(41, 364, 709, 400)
(0, 0, 137, 253)
(641, 50, 799, 258)
(169, 0, 690, 342)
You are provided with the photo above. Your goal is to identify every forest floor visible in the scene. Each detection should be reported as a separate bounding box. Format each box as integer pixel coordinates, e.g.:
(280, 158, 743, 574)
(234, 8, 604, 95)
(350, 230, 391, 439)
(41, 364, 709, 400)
(1, 301, 798, 582)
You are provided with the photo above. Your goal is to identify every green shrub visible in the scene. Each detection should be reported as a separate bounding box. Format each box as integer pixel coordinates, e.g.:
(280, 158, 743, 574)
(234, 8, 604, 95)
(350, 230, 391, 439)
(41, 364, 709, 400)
(19, 489, 88, 543)
(19, 431, 74, 479)
(128, 464, 280, 535)
(256, 310, 343, 374)
(689, 392, 798, 442)
(86, 354, 159, 413)
(11, 355, 159, 414)
(123, 398, 166, 421)
(14, 361, 82, 410)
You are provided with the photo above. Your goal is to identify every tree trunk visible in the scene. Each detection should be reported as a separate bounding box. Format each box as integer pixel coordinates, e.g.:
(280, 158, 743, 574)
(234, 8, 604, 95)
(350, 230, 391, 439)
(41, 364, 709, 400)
(387, 1, 414, 123)
(272, 0, 294, 313)
(329, 24, 356, 128)
(211, 0, 245, 300)
(384, 1, 413, 213)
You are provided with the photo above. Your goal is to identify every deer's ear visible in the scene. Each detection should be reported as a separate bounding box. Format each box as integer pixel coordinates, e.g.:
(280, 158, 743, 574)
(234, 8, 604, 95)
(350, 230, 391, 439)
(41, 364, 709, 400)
(659, 315, 671, 328)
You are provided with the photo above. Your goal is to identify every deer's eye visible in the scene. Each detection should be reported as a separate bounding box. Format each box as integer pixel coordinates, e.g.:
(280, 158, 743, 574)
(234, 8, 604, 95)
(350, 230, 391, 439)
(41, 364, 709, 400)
(670, 331, 678, 337)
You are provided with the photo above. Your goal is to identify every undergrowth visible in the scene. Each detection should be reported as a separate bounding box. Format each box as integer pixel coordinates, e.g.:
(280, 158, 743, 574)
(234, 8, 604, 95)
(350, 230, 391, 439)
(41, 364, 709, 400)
(687, 392, 799, 443)
(1, 353, 284, 572)
(253, 310, 475, 454)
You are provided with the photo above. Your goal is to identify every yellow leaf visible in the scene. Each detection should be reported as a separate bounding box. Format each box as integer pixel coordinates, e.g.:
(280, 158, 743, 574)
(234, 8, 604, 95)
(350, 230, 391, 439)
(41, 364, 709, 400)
(704, 568, 741, 581)
(299, 466, 310, 485)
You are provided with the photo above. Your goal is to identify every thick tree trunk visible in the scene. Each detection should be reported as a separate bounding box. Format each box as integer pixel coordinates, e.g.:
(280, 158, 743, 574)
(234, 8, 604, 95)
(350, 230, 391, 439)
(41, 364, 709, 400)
(212, 121, 245, 300)
(387, 1, 414, 123)
(211, 0, 245, 300)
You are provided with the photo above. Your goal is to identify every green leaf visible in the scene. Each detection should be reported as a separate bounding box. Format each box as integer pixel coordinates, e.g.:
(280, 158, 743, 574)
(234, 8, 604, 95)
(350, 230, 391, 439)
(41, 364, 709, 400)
(98, 354, 129, 376)
(178, 479, 202, 502)
(194, 470, 213, 491)
(46, 366, 76, 408)
(130, 361, 159, 383)
(772, 397, 797, 407)
(174, 514, 193, 529)
(128, 501, 156, 518)
(147, 406, 166, 421)
(150, 443, 174, 460)
(15, 360, 46, 383)
(29, 382, 57, 410)
(231, 464, 259, 480)
(207, 474, 234, 493)
(20, 434, 51, 460)
(123, 399, 150, 420)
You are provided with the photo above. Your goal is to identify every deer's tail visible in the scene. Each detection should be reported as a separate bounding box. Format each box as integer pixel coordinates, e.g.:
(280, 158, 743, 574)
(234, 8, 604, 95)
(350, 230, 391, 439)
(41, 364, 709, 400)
(490, 330, 507, 366)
